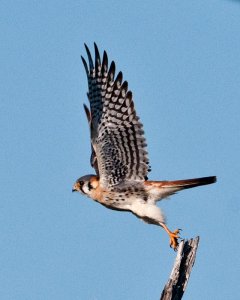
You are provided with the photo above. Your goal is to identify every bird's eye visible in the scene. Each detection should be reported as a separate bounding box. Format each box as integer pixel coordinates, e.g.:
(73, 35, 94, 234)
(79, 181, 84, 186)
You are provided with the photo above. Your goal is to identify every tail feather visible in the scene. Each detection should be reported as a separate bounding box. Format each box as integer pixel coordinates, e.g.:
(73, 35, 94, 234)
(160, 176, 217, 189)
(146, 176, 216, 201)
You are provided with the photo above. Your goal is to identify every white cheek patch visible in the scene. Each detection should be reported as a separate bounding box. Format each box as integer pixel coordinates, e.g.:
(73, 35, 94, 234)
(82, 184, 90, 194)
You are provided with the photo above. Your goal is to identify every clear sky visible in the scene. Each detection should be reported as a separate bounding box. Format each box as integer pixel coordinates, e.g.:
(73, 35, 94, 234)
(1, 1, 239, 299)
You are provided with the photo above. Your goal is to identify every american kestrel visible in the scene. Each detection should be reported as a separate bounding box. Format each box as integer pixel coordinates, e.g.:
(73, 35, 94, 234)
(72, 43, 216, 250)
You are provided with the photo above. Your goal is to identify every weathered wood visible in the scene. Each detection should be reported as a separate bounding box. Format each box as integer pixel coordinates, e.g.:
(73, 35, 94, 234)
(160, 236, 200, 300)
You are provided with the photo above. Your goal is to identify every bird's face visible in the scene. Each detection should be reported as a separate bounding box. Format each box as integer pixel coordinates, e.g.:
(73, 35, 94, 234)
(72, 174, 99, 197)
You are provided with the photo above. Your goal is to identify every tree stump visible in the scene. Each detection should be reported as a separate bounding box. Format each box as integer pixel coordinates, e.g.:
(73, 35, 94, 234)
(160, 236, 200, 300)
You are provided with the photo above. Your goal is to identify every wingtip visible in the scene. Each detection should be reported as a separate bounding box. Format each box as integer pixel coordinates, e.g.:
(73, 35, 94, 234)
(102, 50, 108, 64)
(94, 42, 101, 70)
(83, 103, 91, 123)
(81, 55, 89, 74)
(83, 102, 88, 109)
(109, 60, 116, 75)
(93, 42, 98, 50)
(84, 42, 89, 51)
(84, 43, 94, 69)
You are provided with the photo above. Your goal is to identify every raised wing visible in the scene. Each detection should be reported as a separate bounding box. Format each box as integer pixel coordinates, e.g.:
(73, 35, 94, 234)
(83, 103, 99, 175)
(81, 43, 150, 187)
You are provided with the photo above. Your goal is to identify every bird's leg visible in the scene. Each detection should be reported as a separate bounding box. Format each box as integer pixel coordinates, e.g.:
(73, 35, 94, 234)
(159, 222, 181, 251)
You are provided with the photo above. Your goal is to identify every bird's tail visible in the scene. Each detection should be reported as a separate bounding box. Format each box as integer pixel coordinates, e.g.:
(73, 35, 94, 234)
(146, 176, 216, 200)
(159, 176, 217, 190)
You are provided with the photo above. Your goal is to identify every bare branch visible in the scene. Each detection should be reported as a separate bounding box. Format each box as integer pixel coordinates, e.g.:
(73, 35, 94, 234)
(160, 236, 200, 300)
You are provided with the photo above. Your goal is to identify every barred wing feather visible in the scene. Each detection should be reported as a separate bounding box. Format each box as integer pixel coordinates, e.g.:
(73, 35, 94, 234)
(81, 43, 150, 187)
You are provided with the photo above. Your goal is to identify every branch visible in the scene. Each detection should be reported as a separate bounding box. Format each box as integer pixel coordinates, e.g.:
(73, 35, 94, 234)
(160, 236, 200, 300)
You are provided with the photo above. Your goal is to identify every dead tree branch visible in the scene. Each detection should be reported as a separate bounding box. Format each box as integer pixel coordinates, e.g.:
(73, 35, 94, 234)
(160, 236, 200, 300)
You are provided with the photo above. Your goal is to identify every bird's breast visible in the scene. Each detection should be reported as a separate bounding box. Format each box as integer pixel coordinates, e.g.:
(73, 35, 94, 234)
(91, 185, 148, 210)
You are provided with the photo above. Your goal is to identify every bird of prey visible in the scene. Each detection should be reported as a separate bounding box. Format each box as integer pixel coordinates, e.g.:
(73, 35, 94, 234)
(72, 43, 216, 250)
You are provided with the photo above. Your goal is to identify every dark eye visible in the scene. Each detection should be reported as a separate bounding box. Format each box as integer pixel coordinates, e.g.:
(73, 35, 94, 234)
(79, 181, 84, 186)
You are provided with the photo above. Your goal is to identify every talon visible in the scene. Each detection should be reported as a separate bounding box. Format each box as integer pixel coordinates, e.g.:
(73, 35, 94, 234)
(159, 223, 182, 251)
(169, 228, 181, 251)
(174, 229, 182, 235)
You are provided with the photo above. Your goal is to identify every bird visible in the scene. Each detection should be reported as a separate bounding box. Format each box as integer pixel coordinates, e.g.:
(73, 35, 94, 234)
(72, 43, 216, 250)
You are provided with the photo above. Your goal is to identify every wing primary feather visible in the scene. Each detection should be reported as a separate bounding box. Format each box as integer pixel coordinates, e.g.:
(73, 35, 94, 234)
(83, 103, 91, 123)
(126, 91, 133, 105)
(84, 43, 94, 71)
(81, 56, 89, 75)
(102, 50, 108, 74)
(126, 90, 132, 99)
(108, 61, 116, 80)
(94, 43, 101, 71)
(114, 71, 123, 87)
(116, 90, 135, 120)
(121, 81, 128, 94)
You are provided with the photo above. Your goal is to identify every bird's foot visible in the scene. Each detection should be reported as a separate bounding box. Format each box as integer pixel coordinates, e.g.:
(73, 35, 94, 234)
(159, 223, 182, 251)
(168, 229, 181, 251)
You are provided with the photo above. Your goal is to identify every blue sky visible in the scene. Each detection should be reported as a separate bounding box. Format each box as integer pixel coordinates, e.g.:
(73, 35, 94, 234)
(1, 1, 240, 299)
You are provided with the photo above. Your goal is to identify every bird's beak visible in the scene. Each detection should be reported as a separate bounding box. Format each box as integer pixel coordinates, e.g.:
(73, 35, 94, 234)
(72, 183, 77, 192)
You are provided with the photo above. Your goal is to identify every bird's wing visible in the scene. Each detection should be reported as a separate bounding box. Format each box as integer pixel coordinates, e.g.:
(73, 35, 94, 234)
(81, 43, 150, 188)
(83, 103, 99, 175)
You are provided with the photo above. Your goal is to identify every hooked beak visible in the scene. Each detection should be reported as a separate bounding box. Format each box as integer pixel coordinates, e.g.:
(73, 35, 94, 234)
(72, 183, 78, 193)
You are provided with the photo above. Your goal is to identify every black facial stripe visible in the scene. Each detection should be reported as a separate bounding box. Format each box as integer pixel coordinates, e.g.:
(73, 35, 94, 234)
(80, 186, 86, 194)
(88, 182, 93, 191)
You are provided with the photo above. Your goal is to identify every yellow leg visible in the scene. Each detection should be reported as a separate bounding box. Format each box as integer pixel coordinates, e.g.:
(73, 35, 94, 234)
(159, 222, 181, 251)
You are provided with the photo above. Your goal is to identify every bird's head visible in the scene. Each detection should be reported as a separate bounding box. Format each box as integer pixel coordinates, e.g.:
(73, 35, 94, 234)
(72, 174, 99, 197)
